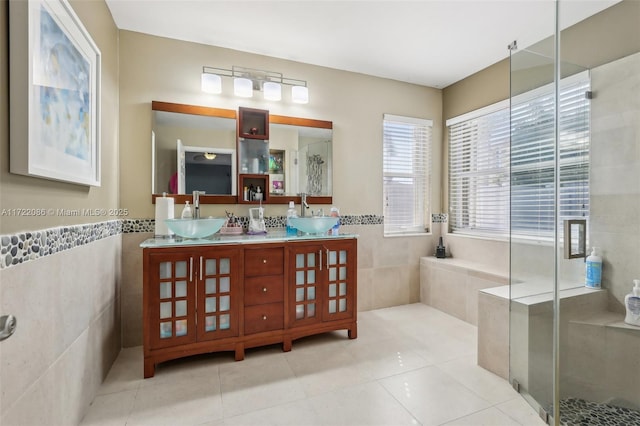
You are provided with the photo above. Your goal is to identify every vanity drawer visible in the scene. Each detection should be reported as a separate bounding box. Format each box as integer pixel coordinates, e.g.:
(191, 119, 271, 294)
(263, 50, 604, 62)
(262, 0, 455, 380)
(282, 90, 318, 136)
(244, 275, 284, 306)
(244, 303, 284, 335)
(244, 248, 284, 277)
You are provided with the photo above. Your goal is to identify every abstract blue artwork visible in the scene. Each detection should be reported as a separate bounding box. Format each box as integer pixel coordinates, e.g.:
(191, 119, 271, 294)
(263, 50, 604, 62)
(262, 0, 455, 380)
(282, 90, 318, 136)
(9, 0, 101, 186)
(38, 7, 91, 161)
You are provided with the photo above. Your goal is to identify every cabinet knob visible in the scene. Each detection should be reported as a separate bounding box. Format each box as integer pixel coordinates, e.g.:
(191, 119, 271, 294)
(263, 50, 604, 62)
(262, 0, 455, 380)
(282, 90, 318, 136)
(262, 259, 267, 264)
(262, 287, 268, 292)
(262, 315, 267, 320)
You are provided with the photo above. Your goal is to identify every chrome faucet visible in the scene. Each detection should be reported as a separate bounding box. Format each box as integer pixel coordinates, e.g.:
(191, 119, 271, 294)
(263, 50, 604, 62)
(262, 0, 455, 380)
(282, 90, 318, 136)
(192, 190, 205, 219)
(299, 193, 310, 217)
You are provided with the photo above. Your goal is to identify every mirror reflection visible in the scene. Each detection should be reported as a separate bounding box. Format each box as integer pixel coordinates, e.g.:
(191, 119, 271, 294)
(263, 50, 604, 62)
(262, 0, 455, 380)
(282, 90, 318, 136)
(151, 102, 333, 201)
(268, 123, 332, 196)
(153, 109, 236, 195)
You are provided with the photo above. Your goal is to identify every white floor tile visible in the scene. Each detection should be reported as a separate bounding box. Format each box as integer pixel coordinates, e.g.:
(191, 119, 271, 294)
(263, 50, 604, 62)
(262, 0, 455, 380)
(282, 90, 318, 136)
(495, 397, 548, 426)
(219, 398, 323, 426)
(308, 381, 420, 426)
(81, 303, 543, 426)
(442, 406, 522, 425)
(79, 389, 137, 426)
(127, 374, 223, 426)
(218, 349, 307, 417)
(436, 355, 520, 405)
(378, 366, 492, 425)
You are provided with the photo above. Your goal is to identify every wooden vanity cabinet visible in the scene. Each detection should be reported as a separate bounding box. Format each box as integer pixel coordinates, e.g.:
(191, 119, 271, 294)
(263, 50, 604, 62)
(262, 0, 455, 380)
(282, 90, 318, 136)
(143, 246, 242, 378)
(243, 247, 285, 336)
(288, 240, 358, 341)
(142, 238, 357, 378)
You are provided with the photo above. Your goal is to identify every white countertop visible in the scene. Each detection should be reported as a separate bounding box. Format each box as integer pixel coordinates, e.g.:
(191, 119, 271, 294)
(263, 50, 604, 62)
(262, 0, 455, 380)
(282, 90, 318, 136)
(140, 230, 358, 248)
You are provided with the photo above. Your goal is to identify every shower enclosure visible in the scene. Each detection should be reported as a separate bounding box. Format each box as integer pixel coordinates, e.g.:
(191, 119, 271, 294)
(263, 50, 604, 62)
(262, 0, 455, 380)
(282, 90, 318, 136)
(508, 1, 639, 425)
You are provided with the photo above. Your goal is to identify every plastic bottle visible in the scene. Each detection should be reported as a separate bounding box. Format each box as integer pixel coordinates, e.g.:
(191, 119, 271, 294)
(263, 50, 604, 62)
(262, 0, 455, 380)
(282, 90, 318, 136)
(585, 247, 602, 289)
(286, 201, 298, 236)
(181, 201, 193, 219)
(624, 279, 640, 326)
(329, 206, 340, 236)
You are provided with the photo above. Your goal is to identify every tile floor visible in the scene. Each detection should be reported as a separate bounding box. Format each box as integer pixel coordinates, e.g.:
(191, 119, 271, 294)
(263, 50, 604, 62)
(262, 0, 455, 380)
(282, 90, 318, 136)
(81, 303, 546, 426)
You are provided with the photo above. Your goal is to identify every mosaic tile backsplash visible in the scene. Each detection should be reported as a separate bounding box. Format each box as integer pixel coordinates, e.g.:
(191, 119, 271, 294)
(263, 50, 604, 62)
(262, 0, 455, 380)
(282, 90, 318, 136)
(0, 215, 385, 269)
(0, 220, 122, 269)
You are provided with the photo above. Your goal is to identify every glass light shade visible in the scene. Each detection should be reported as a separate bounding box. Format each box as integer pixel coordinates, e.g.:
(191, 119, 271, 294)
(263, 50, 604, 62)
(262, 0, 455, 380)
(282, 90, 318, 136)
(201, 73, 222, 94)
(234, 77, 253, 98)
(291, 85, 309, 104)
(263, 81, 282, 101)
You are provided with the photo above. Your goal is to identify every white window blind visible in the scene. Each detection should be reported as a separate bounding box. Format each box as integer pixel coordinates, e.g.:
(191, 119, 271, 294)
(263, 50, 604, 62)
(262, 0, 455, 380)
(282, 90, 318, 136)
(448, 72, 590, 239)
(383, 114, 432, 235)
(448, 107, 511, 235)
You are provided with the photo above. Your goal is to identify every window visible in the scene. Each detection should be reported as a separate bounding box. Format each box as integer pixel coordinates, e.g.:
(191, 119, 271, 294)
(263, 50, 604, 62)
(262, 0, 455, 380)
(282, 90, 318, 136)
(383, 114, 432, 236)
(448, 72, 590, 239)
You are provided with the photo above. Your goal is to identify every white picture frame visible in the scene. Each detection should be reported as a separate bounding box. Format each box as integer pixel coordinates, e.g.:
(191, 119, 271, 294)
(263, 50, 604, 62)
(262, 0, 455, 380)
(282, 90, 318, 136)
(9, 0, 101, 186)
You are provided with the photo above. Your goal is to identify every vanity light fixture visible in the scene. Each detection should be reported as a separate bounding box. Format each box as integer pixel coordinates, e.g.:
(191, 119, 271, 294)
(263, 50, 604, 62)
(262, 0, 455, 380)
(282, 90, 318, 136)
(234, 77, 253, 98)
(201, 65, 308, 104)
(263, 81, 282, 101)
(201, 72, 222, 94)
(291, 85, 309, 104)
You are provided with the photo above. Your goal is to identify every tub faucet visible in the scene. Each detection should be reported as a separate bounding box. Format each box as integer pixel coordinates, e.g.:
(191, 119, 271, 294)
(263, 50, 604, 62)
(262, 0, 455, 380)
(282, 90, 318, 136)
(192, 190, 205, 219)
(299, 193, 310, 217)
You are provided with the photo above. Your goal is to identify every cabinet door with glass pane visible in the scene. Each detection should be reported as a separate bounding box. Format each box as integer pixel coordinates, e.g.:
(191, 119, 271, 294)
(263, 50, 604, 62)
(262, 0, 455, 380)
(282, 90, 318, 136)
(147, 252, 197, 350)
(288, 244, 324, 327)
(323, 240, 356, 321)
(196, 248, 240, 341)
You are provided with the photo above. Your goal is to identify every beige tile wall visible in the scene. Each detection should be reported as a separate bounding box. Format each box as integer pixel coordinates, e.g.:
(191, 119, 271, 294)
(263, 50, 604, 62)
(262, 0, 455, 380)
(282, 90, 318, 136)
(0, 235, 122, 425)
(589, 52, 640, 310)
(121, 225, 435, 347)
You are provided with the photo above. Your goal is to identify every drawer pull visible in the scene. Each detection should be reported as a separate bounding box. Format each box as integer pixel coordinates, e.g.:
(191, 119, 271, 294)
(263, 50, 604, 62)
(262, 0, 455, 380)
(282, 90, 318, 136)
(262, 287, 268, 292)
(262, 315, 267, 320)
(262, 259, 267, 264)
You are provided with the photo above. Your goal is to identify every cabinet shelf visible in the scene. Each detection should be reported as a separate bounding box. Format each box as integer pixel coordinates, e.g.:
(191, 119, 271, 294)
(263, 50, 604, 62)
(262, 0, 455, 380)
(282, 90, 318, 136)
(238, 174, 269, 204)
(238, 107, 269, 140)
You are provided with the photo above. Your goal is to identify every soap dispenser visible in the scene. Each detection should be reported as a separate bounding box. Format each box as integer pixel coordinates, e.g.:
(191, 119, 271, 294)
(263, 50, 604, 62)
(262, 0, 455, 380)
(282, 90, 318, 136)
(585, 247, 602, 288)
(286, 201, 298, 236)
(436, 237, 446, 258)
(181, 201, 193, 219)
(624, 279, 640, 326)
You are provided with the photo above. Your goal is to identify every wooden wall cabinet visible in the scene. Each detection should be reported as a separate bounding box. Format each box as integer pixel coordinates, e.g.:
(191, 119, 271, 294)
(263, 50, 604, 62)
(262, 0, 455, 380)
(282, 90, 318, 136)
(143, 238, 357, 377)
(238, 107, 269, 140)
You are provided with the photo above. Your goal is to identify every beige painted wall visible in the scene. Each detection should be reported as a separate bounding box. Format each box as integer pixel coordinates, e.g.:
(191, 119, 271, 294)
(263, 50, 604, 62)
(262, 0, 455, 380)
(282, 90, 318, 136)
(118, 30, 443, 219)
(0, 0, 120, 235)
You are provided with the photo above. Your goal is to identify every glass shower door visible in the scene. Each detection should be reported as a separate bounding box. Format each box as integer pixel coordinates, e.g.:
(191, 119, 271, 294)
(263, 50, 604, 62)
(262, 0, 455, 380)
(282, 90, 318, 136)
(508, 45, 558, 423)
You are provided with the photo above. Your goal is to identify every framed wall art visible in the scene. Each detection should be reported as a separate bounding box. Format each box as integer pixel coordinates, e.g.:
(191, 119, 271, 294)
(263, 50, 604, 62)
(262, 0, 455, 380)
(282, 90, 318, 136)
(9, 0, 101, 186)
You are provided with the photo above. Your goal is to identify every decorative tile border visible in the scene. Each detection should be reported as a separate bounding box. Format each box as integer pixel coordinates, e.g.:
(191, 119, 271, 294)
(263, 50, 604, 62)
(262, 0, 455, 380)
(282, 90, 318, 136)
(0, 220, 122, 269)
(121, 214, 385, 234)
(0, 215, 385, 270)
(432, 213, 448, 223)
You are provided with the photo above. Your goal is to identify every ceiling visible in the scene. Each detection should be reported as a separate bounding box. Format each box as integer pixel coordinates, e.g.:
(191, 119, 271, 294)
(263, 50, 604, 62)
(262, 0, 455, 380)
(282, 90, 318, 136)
(104, 0, 620, 89)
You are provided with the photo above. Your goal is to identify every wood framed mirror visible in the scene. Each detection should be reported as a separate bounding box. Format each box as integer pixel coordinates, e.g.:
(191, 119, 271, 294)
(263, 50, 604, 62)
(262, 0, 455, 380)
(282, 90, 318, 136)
(151, 101, 332, 205)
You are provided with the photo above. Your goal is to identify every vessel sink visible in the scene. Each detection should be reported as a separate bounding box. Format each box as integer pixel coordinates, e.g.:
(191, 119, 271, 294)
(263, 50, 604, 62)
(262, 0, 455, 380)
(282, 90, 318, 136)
(165, 218, 225, 239)
(289, 216, 338, 235)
